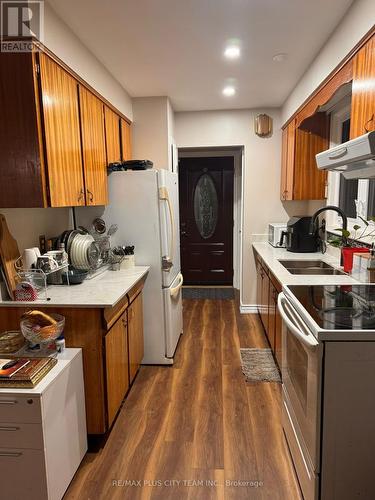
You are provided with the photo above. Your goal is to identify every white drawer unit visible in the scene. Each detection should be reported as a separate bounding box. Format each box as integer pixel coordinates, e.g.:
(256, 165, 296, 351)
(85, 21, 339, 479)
(0, 349, 87, 500)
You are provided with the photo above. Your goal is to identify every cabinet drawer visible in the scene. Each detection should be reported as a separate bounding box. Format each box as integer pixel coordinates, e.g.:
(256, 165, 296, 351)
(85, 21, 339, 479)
(0, 447, 47, 498)
(104, 295, 129, 330)
(0, 422, 44, 449)
(0, 395, 42, 423)
(127, 277, 145, 305)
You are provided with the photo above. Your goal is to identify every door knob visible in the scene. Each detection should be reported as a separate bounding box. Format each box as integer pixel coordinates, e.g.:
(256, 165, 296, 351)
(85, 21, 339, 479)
(181, 231, 187, 236)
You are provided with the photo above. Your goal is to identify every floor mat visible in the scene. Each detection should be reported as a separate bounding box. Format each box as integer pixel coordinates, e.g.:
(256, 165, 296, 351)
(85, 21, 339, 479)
(182, 287, 235, 299)
(240, 348, 281, 383)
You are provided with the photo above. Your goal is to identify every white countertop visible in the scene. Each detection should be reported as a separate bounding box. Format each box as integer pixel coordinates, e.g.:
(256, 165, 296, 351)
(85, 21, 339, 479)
(0, 348, 82, 394)
(252, 242, 359, 286)
(0, 266, 150, 308)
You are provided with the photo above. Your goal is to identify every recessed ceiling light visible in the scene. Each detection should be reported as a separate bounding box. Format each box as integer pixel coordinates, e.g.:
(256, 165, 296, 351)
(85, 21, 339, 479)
(222, 86, 236, 97)
(224, 45, 240, 59)
(273, 53, 288, 62)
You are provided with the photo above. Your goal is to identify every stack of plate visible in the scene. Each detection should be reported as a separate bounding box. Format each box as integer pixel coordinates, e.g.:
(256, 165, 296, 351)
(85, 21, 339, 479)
(69, 233, 99, 270)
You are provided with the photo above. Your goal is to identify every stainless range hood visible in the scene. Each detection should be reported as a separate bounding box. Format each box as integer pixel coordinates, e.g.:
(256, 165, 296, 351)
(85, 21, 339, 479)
(316, 131, 375, 179)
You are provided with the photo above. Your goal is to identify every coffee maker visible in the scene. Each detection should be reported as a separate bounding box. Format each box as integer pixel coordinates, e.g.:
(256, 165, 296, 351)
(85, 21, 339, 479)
(279, 216, 319, 253)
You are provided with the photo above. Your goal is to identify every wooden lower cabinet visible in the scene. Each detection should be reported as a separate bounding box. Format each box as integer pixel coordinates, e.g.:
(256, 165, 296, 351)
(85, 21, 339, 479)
(256, 256, 269, 332)
(0, 279, 146, 434)
(128, 292, 144, 383)
(268, 281, 277, 352)
(105, 312, 129, 427)
(254, 250, 282, 369)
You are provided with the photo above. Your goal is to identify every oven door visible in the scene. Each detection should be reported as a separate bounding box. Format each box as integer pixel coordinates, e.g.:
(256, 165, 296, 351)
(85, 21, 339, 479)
(278, 293, 323, 470)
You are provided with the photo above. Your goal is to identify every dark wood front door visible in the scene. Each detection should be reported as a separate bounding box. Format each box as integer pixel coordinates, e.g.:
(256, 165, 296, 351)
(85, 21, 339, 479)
(179, 156, 234, 285)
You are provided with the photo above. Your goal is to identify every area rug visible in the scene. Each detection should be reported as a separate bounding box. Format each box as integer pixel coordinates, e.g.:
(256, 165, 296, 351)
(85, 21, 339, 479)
(240, 348, 281, 383)
(182, 287, 235, 299)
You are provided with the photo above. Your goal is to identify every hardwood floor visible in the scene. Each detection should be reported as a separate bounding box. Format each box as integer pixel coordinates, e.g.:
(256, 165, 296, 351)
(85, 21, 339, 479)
(64, 299, 301, 500)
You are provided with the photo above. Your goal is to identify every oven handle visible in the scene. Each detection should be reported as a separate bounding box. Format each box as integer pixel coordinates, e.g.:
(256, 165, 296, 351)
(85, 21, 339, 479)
(278, 293, 319, 348)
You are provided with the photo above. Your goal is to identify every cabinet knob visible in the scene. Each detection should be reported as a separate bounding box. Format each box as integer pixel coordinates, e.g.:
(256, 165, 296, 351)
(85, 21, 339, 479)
(87, 189, 94, 203)
(78, 188, 85, 203)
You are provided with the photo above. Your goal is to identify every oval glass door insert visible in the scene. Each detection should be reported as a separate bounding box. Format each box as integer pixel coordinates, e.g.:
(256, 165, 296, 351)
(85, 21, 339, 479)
(194, 174, 218, 239)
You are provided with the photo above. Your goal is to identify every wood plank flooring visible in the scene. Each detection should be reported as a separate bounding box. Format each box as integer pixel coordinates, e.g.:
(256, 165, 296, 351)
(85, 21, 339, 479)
(64, 299, 301, 500)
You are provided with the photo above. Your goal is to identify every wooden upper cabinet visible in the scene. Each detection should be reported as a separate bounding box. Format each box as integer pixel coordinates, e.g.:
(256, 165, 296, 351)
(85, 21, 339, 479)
(280, 120, 296, 201)
(128, 292, 144, 383)
(0, 52, 47, 208)
(281, 114, 329, 201)
(350, 35, 375, 139)
(121, 118, 132, 161)
(79, 86, 108, 206)
(39, 53, 85, 207)
(294, 113, 329, 200)
(104, 106, 121, 164)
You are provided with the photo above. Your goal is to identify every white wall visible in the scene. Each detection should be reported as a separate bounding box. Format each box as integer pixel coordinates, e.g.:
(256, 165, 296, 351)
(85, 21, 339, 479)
(0, 208, 72, 252)
(175, 109, 311, 306)
(44, 3, 133, 119)
(282, 0, 375, 123)
(132, 97, 175, 170)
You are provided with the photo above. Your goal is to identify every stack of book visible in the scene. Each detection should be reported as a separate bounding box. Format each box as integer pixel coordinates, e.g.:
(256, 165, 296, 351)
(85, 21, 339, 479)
(0, 357, 57, 388)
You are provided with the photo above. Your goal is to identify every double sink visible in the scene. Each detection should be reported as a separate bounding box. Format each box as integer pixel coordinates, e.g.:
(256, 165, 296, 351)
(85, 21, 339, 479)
(279, 259, 346, 275)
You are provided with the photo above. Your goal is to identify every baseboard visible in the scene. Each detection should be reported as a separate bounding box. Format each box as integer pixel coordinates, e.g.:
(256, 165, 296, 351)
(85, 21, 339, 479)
(240, 304, 258, 314)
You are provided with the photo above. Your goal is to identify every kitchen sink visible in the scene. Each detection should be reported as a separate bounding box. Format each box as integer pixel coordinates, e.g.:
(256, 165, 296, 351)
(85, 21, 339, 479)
(278, 259, 346, 275)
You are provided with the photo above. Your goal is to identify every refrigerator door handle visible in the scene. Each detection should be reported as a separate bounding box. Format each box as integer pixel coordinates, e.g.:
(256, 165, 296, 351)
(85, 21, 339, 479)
(159, 186, 175, 267)
(170, 273, 184, 299)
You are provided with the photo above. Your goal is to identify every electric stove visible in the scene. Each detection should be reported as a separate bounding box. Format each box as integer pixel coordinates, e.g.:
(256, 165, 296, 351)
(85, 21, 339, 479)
(283, 284, 375, 340)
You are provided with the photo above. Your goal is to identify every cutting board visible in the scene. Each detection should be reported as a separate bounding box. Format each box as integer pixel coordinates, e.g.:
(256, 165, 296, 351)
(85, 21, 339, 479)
(0, 214, 21, 300)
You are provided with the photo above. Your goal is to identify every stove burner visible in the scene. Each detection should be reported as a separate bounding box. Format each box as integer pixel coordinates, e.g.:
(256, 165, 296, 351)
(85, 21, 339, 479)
(319, 307, 364, 328)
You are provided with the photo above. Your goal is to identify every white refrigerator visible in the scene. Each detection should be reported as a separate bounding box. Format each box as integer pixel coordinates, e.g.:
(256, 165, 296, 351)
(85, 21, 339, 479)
(98, 170, 183, 365)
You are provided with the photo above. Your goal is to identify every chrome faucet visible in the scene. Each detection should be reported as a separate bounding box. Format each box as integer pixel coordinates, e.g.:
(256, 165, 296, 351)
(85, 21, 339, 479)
(310, 205, 348, 246)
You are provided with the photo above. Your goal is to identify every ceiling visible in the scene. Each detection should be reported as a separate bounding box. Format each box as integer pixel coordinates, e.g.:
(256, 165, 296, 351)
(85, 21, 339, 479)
(47, 0, 354, 111)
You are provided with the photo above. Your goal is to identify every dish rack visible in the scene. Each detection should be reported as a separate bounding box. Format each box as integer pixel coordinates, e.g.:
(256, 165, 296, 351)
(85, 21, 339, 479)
(16, 264, 70, 300)
(84, 234, 111, 279)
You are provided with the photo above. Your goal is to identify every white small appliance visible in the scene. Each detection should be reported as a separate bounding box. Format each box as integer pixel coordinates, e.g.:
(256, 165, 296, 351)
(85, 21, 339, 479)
(78, 170, 183, 365)
(316, 130, 375, 179)
(268, 223, 287, 247)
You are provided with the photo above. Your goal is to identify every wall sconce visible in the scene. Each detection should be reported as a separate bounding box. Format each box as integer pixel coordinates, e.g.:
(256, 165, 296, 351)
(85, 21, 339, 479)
(254, 114, 273, 137)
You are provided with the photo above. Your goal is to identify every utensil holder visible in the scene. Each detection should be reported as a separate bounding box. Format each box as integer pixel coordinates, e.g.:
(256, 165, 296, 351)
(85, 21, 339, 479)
(121, 254, 135, 270)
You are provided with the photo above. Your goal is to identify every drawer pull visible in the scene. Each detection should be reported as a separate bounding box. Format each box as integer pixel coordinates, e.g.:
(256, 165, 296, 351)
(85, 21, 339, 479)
(0, 451, 22, 457)
(0, 400, 18, 405)
(0, 426, 20, 431)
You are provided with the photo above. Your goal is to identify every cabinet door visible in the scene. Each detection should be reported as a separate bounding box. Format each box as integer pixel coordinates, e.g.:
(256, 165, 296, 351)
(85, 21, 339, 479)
(79, 86, 108, 205)
(105, 313, 129, 427)
(350, 36, 375, 139)
(267, 281, 276, 351)
(294, 113, 329, 200)
(121, 118, 132, 161)
(38, 53, 85, 207)
(0, 52, 47, 208)
(280, 127, 289, 200)
(128, 292, 144, 383)
(280, 120, 295, 201)
(104, 106, 121, 164)
(256, 258, 263, 316)
(260, 266, 269, 332)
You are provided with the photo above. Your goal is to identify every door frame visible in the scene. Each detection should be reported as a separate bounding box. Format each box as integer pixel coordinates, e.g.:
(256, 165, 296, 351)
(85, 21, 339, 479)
(178, 146, 243, 291)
